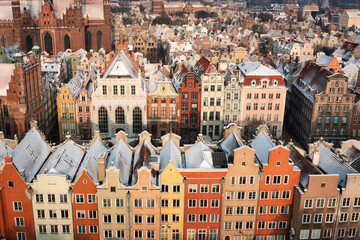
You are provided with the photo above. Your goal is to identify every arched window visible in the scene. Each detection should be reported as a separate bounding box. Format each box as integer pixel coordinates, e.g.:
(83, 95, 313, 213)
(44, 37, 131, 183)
(44, 32, 53, 55)
(98, 107, 108, 133)
(115, 107, 125, 124)
(1, 35, 6, 47)
(64, 34, 71, 50)
(133, 107, 142, 134)
(97, 30, 102, 50)
(26, 35, 33, 52)
(85, 31, 92, 51)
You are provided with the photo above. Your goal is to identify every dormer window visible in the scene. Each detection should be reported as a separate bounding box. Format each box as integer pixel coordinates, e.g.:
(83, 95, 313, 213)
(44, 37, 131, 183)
(251, 80, 256, 87)
(262, 81, 268, 88)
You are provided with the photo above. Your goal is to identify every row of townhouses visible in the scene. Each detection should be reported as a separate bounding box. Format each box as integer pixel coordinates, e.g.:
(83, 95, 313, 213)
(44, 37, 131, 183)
(1, 121, 360, 240)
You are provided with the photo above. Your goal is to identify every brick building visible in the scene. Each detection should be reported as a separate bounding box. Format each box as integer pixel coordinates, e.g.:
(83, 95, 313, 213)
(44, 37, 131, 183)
(0, 0, 111, 54)
(0, 52, 48, 139)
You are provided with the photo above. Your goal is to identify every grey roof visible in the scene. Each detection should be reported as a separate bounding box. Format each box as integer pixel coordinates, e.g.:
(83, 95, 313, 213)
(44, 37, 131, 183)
(74, 139, 108, 183)
(160, 139, 182, 171)
(211, 152, 228, 168)
(108, 139, 133, 186)
(133, 140, 156, 171)
(11, 127, 51, 183)
(0, 140, 13, 160)
(185, 141, 214, 168)
(250, 131, 275, 165)
(40, 140, 85, 181)
(66, 71, 86, 98)
(288, 144, 322, 188)
(219, 132, 243, 159)
(311, 144, 358, 188)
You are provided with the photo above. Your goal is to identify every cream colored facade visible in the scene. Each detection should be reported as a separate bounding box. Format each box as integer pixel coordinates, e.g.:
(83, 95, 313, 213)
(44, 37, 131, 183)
(31, 175, 74, 240)
(220, 146, 260, 240)
(201, 73, 225, 140)
(91, 51, 147, 138)
(340, 10, 360, 28)
(97, 167, 129, 240)
(160, 161, 185, 240)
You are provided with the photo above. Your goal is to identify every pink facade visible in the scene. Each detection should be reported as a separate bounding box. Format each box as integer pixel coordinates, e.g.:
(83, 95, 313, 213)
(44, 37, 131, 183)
(240, 74, 287, 138)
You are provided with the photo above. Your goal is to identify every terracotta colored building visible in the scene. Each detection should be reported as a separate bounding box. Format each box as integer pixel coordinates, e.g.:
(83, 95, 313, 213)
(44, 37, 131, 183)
(251, 128, 300, 240)
(177, 72, 201, 142)
(0, 0, 111, 54)
(350, 92, 360, 139)
(0, 53, 46, 139)
(76, 88, 92, 139)
(0, 156, 35, 240)
(180, 138, 227, 240)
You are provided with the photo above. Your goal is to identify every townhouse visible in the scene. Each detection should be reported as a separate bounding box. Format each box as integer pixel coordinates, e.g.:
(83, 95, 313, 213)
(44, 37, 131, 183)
(251, 128, 301, 240)
(239, 62, 287, 139)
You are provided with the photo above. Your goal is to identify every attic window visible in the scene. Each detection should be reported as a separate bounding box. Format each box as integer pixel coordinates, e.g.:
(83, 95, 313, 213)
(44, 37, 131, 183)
(141, 186, 148, 192)
(273, 80, 278, 86)
(241, 161, 246, 167)
(26, 145, 38, 161)
(251, 80, 256, 87)
(110, 187, 116, 192)
(321, 182, 326, 187)
(276, 161, 281, 166)
(8, 181, 14, 188)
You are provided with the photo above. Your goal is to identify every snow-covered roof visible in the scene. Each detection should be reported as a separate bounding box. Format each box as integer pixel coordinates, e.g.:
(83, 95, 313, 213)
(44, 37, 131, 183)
(160, 139, 182, 171)
(238, 62, 282, 77)
(311, 144, 358, 188)
(75, 139, 108, 183)
(66, 71, 86, 98)
(108, 139, 132, 186)
(104, 50, 138, 79)
(219, 132, 242, 159)
(250, 131, 275, 165)
(185, 141, 214, 168)
(39, 140, 85, 181)
(11, 127, 51, 183)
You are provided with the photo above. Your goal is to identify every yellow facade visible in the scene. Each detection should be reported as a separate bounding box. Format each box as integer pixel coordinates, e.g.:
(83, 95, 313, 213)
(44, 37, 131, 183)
(57, 87, 78, 140)
(160, 161, 185, 240)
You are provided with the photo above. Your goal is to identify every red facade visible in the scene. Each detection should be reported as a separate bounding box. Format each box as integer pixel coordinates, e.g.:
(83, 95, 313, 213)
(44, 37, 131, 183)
(71, 170, 99, 240)
(255, 147, 300, 239)
(0, 156, 35, 240)
(180, 170, 226, 240)
(76, 89, 92, 139)
(177, 73, 201, 141)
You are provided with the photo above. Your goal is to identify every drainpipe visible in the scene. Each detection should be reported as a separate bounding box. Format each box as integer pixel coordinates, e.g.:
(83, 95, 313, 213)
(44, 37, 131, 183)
(183, 177, 187, 240)
(127, 190, 131, 240)
(219, 176, 226, 240)
(333, 190, 342, 240)
(254, 169, 263, 238)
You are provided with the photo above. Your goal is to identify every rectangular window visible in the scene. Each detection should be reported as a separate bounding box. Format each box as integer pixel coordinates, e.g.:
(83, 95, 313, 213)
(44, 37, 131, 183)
(113, 85, 118, 95)
(75, 194, 84, 203)
(146, 199, 155, 208)
(13, 202, 22, 211)
(134, 199, 143, 208)
(50, 225, 58, 234)
(48, 194, 56, 203)
(134, 215, 142, 224)
(102, 85, 107, 95)
(131, 85, 136, 95)
(189, 184, 197, 193)
(39, 225, 46, 234)
(88, 210, 97, 219)
(200, 184, 209, 193)
(304, 198, 313, 208)
(102, 199, 111, 208)
(15, 217, 24, 227)
(36, 194, 44, 203)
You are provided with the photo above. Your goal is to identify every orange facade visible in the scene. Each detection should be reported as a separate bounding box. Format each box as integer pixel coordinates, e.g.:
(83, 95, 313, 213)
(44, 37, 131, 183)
(181, 170, 227, 240)
(255, 147, 300, 239)
(71, 170, 99, 240)
(0, 156, 35, 240)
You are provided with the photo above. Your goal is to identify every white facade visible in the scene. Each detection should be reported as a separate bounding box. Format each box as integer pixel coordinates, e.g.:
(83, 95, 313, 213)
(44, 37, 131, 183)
(200, 73, 225, 140)
(91, 51, 147, 138)
(31, 175, 74, 240)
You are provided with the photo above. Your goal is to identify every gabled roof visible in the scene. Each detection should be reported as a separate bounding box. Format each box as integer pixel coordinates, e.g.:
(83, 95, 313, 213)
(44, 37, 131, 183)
(160, 139, 182, 171)
(185, 141, 214, 168)
(103, 50, 138, 79)
(238, 62, 282, 77)
(219, 132, 242, 159)
(108, 139, 133, 186)
(66, 71, 86, 98)
(11, 127, 51, 183)
(311, 144, 357, 188)
(39, 140, 85, 181)
(288, 144, 322, 188)
(250, 131, 275, 165)
(74, 139, 108, 183)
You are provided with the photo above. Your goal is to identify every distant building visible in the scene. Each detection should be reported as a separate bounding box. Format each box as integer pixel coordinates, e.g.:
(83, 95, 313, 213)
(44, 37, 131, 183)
(339, 9, 360, 28)
(0, 0, 111, 54)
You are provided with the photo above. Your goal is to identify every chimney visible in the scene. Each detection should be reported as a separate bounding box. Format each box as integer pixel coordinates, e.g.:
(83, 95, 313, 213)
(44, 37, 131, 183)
(5, 155, 12, 164)
(98, 152, 106, 182)
(312, 150, 320, 166)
